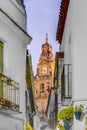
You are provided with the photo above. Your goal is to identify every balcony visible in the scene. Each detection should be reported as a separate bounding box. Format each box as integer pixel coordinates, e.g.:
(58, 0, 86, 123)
(61, 64, 72, 106)
(0, 73, 20, 114)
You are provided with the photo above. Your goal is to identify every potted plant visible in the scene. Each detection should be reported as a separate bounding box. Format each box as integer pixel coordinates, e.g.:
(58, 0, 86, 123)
(63, 119, 72, 130)
(24, 122, 32, 130)
(58, 106, 74, 130)
(58, 106, 74, 120)
(74, 104, 84, 120)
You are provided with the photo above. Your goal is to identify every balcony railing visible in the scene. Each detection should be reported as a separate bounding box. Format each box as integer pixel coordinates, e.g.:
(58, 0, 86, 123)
(0, 73, 20, 112)
(61, 64, 72, 105)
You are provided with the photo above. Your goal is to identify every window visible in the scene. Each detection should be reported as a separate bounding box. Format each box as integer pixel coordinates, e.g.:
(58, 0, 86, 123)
(68, 33, 71, 44)
(35, 89, 38, 94)
(40, 83, 44, 93)
(47, 86, 50, 92)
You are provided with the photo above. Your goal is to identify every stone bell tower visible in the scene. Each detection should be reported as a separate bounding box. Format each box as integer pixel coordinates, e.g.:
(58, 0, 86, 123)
(34, 34, 55, 120)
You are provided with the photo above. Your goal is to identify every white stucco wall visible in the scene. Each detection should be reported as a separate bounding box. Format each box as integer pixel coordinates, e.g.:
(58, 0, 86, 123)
(0, 1, 32, 130)
(60, 0, 87, 129)
(33, 114, 42, 130)
(61, 1, 72, 66)
(72, 0, 87, 99)
(0, 0, 26, 31)
(61, 0, 87, 99)
(46, 89, 55, 119)
(0, 114, 24, 130)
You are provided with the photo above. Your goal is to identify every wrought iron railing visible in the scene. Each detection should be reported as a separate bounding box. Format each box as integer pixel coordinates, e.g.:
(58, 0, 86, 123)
(0, 73, 20, 111)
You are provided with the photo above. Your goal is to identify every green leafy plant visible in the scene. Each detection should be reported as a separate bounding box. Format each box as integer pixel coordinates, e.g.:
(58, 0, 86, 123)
(58, 106, 74, 120)
(58, 124, 64, 130)
(74, 104, 84, 113)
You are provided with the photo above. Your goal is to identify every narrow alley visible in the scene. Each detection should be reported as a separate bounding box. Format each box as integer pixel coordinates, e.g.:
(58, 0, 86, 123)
(0, 0, 87, 130)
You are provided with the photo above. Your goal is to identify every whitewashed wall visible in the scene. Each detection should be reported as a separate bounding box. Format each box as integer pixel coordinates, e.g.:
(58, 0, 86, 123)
(60, 0, 87, 130)
(0, 0, 26, 31)
(0, 0, 32, 130)
(72, 0, 87, 99)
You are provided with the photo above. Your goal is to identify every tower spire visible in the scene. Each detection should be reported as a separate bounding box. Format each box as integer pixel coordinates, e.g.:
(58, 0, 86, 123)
(46, 33, 48, 43)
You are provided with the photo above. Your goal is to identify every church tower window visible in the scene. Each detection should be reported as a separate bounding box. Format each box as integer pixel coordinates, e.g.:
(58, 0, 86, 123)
(47, 86, 50, 93)
(40, 83, 45, 93)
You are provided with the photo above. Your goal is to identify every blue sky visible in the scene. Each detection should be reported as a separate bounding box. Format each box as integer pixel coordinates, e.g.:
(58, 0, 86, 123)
(24, 0, 61, 74)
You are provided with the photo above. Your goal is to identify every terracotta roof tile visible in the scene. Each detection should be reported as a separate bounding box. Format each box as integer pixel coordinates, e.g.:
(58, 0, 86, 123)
(56, 0, 70, 44)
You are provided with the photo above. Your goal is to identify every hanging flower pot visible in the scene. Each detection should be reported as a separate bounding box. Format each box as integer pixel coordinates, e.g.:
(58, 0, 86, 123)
(64, 124, 70, 130)
(74, 104, 84, 120)
(57, 106, 73, 130)
(63, 119, 71, 130)
(64, 125, 70, 130)
(74, 112, 81, 120)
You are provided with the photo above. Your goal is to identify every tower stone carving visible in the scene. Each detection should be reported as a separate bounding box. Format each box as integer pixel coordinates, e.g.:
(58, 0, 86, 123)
(34, 34, 55, 120)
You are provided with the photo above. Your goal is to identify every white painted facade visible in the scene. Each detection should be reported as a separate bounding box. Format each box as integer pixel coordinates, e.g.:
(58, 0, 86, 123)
(0, 0, 32, 130)
(46, 88, 56, 129)
(60, 0, 87, 129)
(33, 114, 42, 130)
